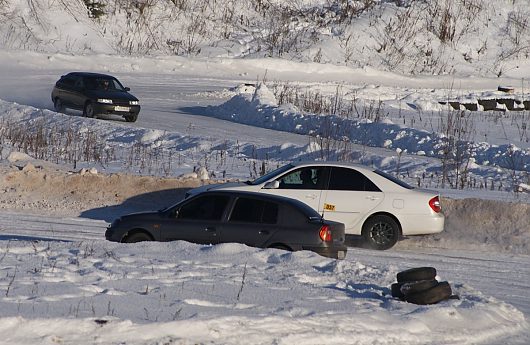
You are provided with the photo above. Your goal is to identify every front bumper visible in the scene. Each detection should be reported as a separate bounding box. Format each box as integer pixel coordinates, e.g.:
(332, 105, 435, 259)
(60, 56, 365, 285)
(93, 103, 141, 117)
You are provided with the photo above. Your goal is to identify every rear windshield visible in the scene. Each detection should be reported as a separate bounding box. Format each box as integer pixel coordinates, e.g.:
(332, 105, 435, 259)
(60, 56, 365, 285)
(374, 169, 414, 189)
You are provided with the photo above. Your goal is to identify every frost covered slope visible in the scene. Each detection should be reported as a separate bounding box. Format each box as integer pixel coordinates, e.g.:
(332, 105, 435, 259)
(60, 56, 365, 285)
(2, 0, 530, 76)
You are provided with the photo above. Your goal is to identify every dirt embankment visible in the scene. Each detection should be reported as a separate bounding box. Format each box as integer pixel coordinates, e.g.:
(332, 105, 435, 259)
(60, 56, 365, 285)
(1, 159, 529, 254)
(0, 161, 204, 217)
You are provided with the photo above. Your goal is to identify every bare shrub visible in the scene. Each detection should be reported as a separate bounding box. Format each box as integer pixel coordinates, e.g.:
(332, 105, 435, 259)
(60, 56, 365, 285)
(437, 108, 475, 189)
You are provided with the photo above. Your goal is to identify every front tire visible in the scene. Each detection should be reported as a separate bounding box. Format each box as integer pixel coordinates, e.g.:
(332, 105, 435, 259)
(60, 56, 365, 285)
(125, 114, 138, 122)
(54, 98, 64, 113)
(83, 102, 97, 119)
(362, 215, 400, 250)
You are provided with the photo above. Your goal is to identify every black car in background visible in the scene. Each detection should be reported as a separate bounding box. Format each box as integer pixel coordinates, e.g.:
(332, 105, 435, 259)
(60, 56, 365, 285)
(106, 190, 347, 259)
(51, 72, 140, 122)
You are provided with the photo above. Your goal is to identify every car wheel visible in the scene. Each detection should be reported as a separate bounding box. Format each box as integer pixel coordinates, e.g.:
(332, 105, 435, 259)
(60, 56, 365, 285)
(123, 232, 152, 243)
(125, 114, 137, 122)
(54, 98, 64, 113)
(83, 102, 97, 119)
(361, 215, 400, 250)
(397, 267, 437, 283)
(404, 281, 452, 305)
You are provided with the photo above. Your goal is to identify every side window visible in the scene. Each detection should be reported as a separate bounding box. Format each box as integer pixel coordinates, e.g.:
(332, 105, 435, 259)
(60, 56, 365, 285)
(277, 167, 324, 190)
(328, 167, 381, 192)
(229, 198, 278, 224)
(74, 77, 84, 89)
(58, 76, 75, 89)
(177, 195, 230, 221)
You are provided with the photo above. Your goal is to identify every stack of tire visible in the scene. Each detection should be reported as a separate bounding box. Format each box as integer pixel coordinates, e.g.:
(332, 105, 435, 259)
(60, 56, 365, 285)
(391, 267, 454, 305)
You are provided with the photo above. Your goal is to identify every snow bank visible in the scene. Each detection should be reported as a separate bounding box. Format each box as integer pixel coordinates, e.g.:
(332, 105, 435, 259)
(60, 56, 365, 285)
(0, 240, 526, 345)
(208, 84, 530, 174)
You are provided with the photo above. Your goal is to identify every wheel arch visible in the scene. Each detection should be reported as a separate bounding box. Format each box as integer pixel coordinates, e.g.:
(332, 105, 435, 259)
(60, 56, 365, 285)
(267, 243, 293, 251)
(121, 228, 155, 243)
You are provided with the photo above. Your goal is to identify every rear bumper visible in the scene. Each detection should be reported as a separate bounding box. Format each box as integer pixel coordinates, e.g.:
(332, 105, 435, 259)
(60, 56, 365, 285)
(303, 245, 348, 259)
(399, 213, 445, 236)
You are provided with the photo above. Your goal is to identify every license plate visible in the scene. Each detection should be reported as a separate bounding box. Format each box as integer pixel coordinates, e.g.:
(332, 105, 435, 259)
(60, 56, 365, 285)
(337, 251, 346, 260)
(115, 106, 130, 112)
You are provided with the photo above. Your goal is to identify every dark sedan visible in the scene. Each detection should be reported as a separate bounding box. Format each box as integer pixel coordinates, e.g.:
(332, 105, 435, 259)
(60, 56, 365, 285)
(51, 72, 140, 122)
(106, 191, 347, 259)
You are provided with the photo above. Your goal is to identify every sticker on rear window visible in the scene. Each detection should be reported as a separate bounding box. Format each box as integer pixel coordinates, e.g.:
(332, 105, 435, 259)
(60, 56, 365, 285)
(324, 203, 335, 211)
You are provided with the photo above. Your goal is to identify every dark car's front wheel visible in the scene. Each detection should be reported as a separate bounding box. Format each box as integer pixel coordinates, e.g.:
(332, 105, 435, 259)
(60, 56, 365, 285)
(362, 215, 400, 250)
(54, 98, 64, 113)
(83, 102, 97, 119)
(125, 114, 138, 122)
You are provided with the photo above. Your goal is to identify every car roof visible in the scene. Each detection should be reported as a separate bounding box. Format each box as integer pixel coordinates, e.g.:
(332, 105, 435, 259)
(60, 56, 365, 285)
(290, 160, 375, 171)
(65, 72, 116, 79)
(199, 190, 322, 217)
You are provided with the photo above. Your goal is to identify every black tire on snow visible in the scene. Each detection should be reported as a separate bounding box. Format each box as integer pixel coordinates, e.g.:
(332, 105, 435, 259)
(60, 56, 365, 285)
(391, 282, 405, 299)
(404, 281, 452, 305)
(397, 267, 437, 283)
(400, 279, 439, 295)
(123, 232, 152, 243)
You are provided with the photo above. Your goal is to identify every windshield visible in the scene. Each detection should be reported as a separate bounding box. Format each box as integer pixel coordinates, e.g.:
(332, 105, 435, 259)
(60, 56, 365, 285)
(374, 169, 414, 189)
(250, 163, 294, 185)
(84, 77, 125, 91)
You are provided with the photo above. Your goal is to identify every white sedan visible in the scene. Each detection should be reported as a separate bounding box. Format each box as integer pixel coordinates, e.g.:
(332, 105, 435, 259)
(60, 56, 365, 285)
(187, 161, 444, 250)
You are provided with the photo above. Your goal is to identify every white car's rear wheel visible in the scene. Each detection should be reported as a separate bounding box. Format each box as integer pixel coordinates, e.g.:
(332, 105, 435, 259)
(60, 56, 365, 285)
(362, 215, 400, 250)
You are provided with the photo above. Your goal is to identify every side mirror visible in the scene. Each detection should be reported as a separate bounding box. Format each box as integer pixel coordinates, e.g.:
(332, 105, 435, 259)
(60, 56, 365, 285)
(124, 87, 130, 91)
(263, 180, 280, 189)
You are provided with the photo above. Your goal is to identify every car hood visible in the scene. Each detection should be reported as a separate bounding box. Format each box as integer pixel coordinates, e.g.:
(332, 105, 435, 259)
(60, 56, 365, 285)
(87, 89, 138, 101)
(117, 210, 161, 222)
(187, 182, 248, 196)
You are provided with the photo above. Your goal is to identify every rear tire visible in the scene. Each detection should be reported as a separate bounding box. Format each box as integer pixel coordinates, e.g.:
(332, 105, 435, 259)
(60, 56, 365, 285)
(123, 232, 152, 243)
(361, 215, 400, 250)
(83, 102, 97, 118)
(54, 98, 64, 113)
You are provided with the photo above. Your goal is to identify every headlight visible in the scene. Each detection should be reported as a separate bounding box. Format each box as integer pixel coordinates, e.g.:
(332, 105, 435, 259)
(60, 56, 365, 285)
(97, 98, 113, 104)
(129, 100, 139, 105)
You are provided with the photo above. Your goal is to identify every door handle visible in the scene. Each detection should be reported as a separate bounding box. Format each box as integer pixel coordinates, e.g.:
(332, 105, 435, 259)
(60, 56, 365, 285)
(259, 230, 270, 235)
(205, 227, 216, 232)
(366, 196, 379, 201)
(305, 194, 318, 200)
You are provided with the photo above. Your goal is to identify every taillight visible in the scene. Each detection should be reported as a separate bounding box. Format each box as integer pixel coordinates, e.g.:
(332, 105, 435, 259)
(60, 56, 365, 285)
(429, 196, 441, 213)
(319, 225, 332, 242)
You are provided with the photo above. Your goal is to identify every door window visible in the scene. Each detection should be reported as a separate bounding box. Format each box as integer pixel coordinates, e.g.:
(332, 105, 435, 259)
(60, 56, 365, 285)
(229, 198, 278, 224)
(278, 167, 325, 190)
(177, 195, 230, 221)
(328, 167, 381, 192)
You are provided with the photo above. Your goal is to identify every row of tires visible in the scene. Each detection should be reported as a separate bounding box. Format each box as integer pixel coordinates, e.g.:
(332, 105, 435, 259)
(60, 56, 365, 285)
(391, 267, 457, 305)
